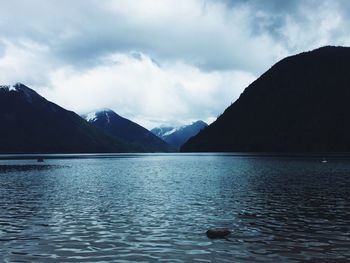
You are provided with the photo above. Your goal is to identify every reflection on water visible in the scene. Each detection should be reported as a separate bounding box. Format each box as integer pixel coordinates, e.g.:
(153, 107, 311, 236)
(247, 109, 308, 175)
(1, 154, 350, 262)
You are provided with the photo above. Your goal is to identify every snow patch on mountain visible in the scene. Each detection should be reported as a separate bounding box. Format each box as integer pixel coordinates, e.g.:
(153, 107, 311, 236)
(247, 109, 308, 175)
(85, 111, 98, 122)
(0, 85, 18, 92)
(163, 127, 182, 136)
(105, 112, 110, 124)
(84, 109, 114, 123)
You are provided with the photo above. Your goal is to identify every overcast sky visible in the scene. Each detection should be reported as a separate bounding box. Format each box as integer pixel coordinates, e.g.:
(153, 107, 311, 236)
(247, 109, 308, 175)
(1, 0, 350, 128)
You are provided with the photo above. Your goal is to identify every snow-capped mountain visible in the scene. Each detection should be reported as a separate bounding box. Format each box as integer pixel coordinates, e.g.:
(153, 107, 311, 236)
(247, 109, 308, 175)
(151, 121, 208, 150)
(82, 109, 173, 152)
(0, 83, 132, 153)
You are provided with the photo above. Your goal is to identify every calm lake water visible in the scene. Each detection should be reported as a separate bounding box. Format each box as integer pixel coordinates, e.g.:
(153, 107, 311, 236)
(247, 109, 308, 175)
(1, 153, 350, 262)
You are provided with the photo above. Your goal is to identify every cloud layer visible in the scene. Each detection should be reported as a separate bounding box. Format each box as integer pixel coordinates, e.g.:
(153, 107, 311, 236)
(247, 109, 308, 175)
(1, 0, 350, 128)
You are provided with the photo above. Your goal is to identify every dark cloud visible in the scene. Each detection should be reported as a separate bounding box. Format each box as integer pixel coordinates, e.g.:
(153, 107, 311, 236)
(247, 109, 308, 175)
(0, 0, 281, 73)
(221, 0, 300, 11)
(220, 0, 350, 47)
(1, 0, 350, 74)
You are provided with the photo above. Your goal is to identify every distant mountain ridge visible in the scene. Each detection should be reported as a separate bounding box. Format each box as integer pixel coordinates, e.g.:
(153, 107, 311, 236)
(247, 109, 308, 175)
(152, 121, 208, 149)
(0, 83, 131, 153)
(83, 109, 173, 152)
(181, 46, 350, 152)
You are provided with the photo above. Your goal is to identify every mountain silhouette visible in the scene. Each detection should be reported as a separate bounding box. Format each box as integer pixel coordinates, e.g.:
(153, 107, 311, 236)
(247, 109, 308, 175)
(0, 83, 133, 153)
(83, 109, 173, 152)
(152, 121, 207, 150)
(182, 46, 350, 152)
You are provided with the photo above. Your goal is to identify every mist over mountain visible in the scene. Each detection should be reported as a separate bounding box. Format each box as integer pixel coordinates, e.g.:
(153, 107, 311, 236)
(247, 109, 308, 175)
(0, 83, 131, 153)
(152, 121, 208, 150)
(83, 109, 173, 152)
(182, 46, 350, 152)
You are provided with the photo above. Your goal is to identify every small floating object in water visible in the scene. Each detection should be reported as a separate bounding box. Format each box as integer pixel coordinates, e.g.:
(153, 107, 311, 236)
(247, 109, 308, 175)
(321, 157, 328, 163)
(206, 228, 231, 239)
(37, 158, 44, 163)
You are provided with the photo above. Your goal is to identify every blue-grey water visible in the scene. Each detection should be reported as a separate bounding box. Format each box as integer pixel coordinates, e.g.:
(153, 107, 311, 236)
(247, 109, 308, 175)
(1, 153, 350, 262)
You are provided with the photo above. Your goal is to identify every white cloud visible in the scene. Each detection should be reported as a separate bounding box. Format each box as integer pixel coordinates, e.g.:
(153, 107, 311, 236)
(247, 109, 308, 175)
(0, 40, 52, 86)
(279, 1, 346, 50)
(1, 0, 350, 129)
(42, 53, 255, 128)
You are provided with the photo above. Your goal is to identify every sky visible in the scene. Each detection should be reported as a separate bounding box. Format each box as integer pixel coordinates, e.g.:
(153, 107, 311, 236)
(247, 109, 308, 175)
(1, 0, 350, 128)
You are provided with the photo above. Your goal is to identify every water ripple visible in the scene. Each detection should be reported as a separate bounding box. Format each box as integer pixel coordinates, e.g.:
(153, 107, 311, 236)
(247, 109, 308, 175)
(1, 156, 350, 262)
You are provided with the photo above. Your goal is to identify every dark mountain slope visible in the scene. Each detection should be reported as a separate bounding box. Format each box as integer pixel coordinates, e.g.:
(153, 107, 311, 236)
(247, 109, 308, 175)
(0, 83, 131, 153)
(151, 121, 208, 150)
(182, 46, 350, 152)
(83, 109, 173, 152)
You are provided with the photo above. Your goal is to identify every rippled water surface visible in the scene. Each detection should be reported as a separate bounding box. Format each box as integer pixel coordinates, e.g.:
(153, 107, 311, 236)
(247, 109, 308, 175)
(1, 154, 350, 262)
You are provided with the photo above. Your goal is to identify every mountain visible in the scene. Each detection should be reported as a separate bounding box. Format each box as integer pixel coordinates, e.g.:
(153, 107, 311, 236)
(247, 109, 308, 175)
(181, 46, 350, 152)
(151, 121, 208, 149)
(0, 83, 133, 153)
(82, 109, 173, 152)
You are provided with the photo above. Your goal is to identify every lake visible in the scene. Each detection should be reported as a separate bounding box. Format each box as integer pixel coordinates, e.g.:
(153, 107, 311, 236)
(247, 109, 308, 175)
(1, 153, 350, 262)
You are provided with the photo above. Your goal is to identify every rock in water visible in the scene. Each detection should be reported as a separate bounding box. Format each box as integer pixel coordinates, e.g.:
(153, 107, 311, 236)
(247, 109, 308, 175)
(206, 228, 231, 239)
